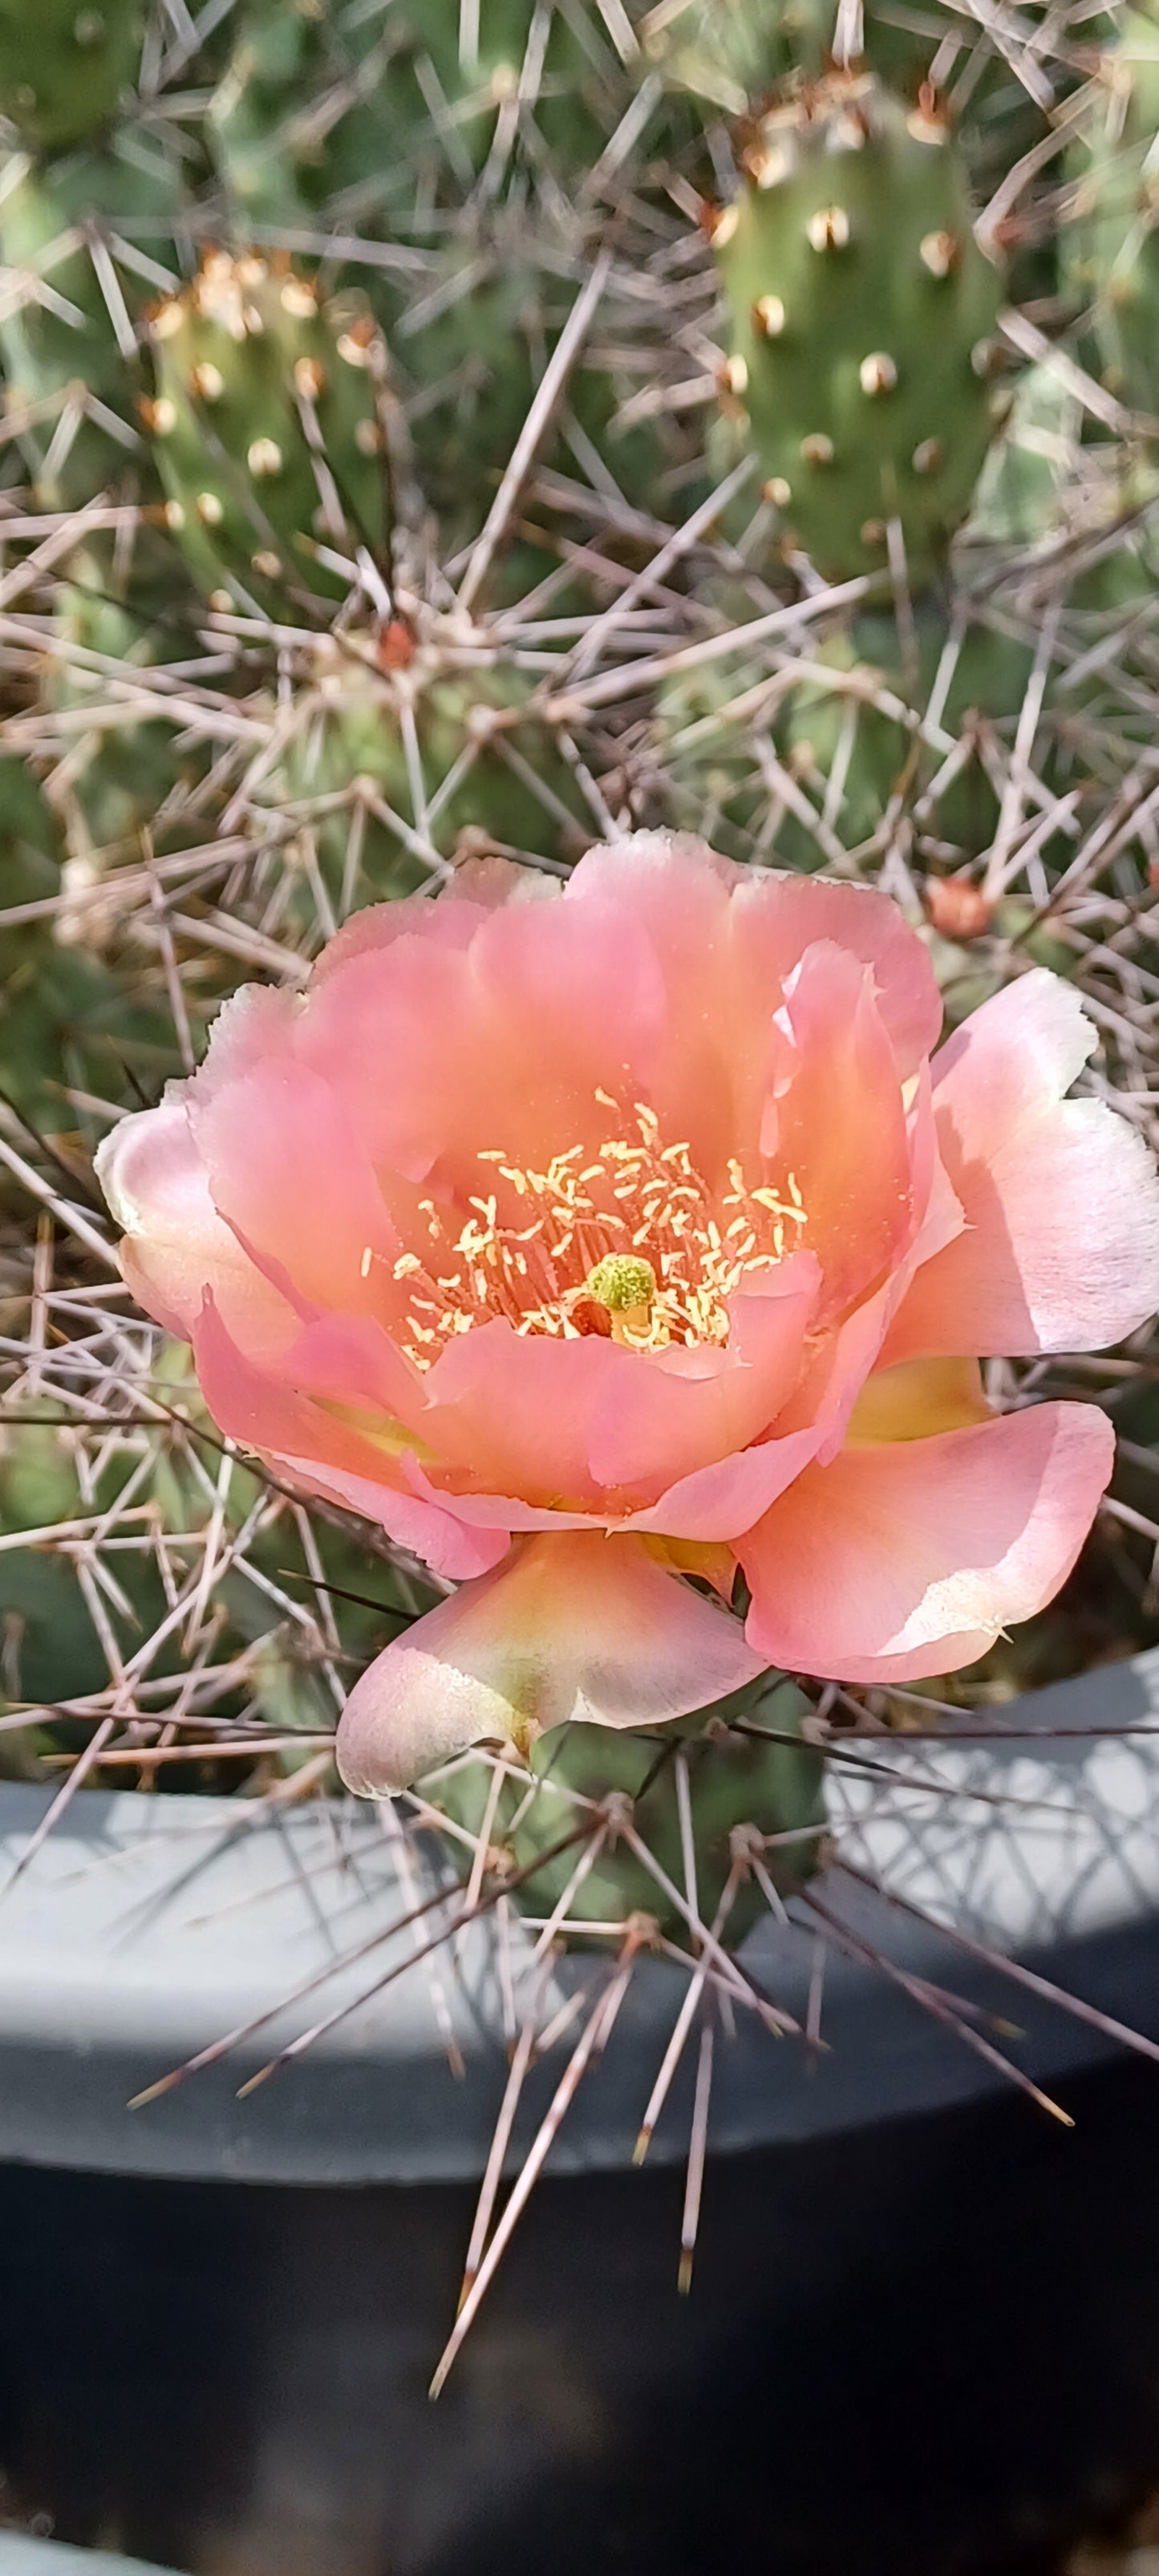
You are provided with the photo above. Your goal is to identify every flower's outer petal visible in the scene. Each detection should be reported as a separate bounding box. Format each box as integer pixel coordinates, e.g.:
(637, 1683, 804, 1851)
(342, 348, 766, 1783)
(95, 1097, 297, 1357)
(767, 943, 915, 1320)
(738, 1402, 1113, 1683)
(885, 974, 1159, 1360)
(191, 1060, 399, 1321)
(192, 1297, 506, 1580)
(335, 1530, 766, 1795)
(727, 870, 942, 1078)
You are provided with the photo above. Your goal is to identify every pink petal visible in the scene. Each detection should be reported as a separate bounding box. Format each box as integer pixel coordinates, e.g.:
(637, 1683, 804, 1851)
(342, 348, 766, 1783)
(95, 1097, 296, 1357)
(310, 855, 537, 984)
(766, 943, 916, 1320)
(587, 1254, 819, 1495)
(885, 973, 1159, 1359)
(191, 1296, 505, 1579)
(622, 1423, 825, 1540)
(738, 1401, 1114, 1683)
(418, 1256, 817, 1515)
(335, 1529, 766, 1795)
(727, 870, 942, 1078)
(191, 1060, 399, 1320)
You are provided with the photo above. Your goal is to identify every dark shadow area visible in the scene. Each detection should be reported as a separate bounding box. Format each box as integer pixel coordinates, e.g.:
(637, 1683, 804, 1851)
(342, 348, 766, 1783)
(2, 2051, 1159, 2575)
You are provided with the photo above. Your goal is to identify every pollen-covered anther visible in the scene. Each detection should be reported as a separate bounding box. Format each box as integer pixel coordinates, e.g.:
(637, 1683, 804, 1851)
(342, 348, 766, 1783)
(585, 1254, 659, 1341)
(806, 205, 850, 252)
(752, 294, 786, 338)
(859, 351, 898, 396)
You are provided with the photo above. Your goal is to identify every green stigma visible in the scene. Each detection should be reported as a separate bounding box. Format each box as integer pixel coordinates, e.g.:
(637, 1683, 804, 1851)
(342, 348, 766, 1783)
(585, 1253, 657, 1315)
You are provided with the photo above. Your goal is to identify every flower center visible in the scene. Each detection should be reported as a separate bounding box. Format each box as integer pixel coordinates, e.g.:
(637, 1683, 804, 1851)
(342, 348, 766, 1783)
(387, 1094, 806, 1369)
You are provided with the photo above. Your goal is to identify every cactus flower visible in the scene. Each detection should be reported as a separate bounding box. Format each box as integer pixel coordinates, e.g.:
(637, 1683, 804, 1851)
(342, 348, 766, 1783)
(97, 834, 1159, 1793)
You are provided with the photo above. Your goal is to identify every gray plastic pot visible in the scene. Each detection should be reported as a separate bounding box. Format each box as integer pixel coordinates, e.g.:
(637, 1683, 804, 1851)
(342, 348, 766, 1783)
(2, 1651, 1159, 2576)
(2, 1646, 1158, 2184)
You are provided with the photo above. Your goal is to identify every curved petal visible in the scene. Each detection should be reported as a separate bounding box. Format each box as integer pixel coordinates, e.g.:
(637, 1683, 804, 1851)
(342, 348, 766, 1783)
(335, 1529, 766, 1795)
(416, 1256, 817, 1514)
(191, 1061, 399, 1322)
(885, 975, 1159, 1360)
(766, 943, 915, 1320)
(192, 1297, 505, 1580)
(298, 857, 669, 1189)
(622, 1422, 824, 1540)
(737, 1401, 1114, 1683)
(727, 870, 942, 1080)
(587, 1255, 819, 1495)
(95, 1097, 297, 1357)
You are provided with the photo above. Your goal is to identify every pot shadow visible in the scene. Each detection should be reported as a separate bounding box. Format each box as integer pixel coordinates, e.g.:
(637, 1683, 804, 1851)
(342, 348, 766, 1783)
(1, 2054, 1159, 2575)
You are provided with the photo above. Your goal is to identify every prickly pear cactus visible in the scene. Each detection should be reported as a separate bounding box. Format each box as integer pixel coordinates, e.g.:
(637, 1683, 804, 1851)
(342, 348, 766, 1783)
(0, 136, 182, 505)
(207, 0, 406, 233)
(256, 627, 590, 903)
(144, 249, 394, 617)
(712, 65, 1007, 590)
(654, 603, 1035, 866)
(42, 554, 202, 898)
(1067, 8, 1159, 422)
(644, 0, 829, 118)
(427, 1677, 827, 1951)
(0, 0, 143, 150)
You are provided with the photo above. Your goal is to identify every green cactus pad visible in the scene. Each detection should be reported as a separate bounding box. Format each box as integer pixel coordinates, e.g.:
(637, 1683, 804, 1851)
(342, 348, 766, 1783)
(427, 1677, 827, 1952)
(713, 65, 1006, 592)
(144, 249, 394, 618)
(257, 635, 590, 903)
(0, 137, 182, 506)
(1066, 10, 1159, 424)
(0, 0, 143, 150)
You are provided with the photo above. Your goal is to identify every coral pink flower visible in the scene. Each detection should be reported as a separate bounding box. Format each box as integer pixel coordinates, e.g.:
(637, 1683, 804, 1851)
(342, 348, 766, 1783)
(97, 835, 1159, 1793)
